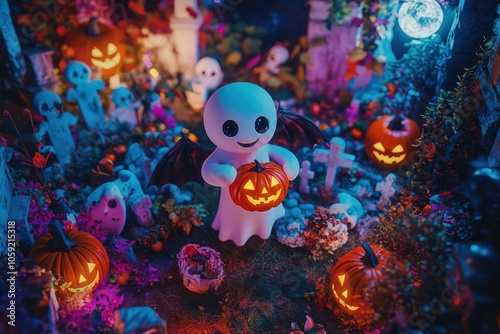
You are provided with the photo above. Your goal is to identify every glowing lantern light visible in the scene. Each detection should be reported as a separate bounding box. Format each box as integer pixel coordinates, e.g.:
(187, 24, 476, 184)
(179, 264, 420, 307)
(398, 0, 444, 39)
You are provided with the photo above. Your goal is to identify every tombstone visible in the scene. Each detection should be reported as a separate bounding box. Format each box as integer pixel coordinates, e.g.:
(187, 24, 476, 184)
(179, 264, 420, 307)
(113, 170, 153, 227)
(313, 137, 355, 191)
(0, 146, 14, 256)
(375, 173, 397, 208)
(23, 48, 58, 89)
(298, 160, 314, 194)
(124, 143, 151, 189)
(8, 195, 33, 254)
(0, 0, 26, 86)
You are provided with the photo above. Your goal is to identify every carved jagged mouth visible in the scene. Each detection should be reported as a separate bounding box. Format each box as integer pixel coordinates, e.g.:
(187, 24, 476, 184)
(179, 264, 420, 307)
(67, 272, 100, 294)
(331, 283, 359, 311)
(246, 189, 281, 206)
(238, 139, 258, 148)
(91, 53, 121, 69)
(373, 151, 406, 164)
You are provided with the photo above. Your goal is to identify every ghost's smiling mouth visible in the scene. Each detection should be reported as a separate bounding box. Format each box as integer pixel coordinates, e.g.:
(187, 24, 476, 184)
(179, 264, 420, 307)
(237, 139, 259, 148)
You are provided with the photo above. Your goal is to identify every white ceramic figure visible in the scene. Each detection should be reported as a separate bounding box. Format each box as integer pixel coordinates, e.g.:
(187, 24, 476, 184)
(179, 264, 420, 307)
(64, 61, 105, 130)
(109, 86, 141, 129)
(33, 90, 78, 164)
(81, 182, 126, 236)
(264, 45, 289, 75)
(329, 192, 363, 229)
(201, 82, 299, 246)
(376, 173, 397, 208)
(185, 57, 223, 111)
(113, 170, 153, 227)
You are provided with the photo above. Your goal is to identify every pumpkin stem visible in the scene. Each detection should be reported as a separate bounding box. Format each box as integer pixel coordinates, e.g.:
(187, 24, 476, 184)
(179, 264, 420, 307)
(87, 17, 100, 37)
(251, 159, 265, 173)
(48, 221, 77, 253)
(388, 115, 405, 131)
(361, 242, 379, 268)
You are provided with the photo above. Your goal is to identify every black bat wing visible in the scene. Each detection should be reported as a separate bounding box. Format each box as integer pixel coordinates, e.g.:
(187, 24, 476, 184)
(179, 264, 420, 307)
(271, 108, 328, 152)
(148, 134, 213, 189)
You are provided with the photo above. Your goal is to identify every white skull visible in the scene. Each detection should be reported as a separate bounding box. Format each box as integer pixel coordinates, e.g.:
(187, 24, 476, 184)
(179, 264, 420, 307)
(195, 57, 223, 90)
(264, 45, 290, 74)
(329, 193, 364, 229)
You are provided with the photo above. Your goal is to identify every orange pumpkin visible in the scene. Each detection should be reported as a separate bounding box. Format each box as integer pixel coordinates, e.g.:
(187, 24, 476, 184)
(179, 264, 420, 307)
(229, 159, 289, 212)
(364, 115, 420, 168)
(65, 18, 124, 79)
(330, 242, 405, 314)
(28, 221, 109, 298)
(151, 240, 164, 253)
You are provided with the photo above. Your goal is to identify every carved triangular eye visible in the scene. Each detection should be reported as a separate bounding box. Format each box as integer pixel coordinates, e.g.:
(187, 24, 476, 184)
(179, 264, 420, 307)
(338, 274, 345, 286)
(261, 187, 268, 195)
(270, 176, 279, 187)
(87, 262, 96, 272)
(244, 179, 255, 190)
(91, 47, 104, 57)
(342, 289, 348, 298)
(373, 142, 385, 152)
(78, 274, 87, 283)
(392, 144, 404, 153)
(107, 43, 118, 54)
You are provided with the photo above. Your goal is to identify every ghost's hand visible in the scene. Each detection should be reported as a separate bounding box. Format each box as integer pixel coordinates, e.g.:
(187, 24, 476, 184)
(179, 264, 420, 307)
(202, 163, 237, 187)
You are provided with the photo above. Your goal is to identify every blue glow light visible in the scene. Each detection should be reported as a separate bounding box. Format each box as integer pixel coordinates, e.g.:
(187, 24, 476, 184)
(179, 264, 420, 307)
(398, 0, 444, 39)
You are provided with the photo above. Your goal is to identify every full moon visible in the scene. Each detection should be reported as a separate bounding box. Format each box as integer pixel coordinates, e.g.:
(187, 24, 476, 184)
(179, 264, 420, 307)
(398, 0, 444, 39)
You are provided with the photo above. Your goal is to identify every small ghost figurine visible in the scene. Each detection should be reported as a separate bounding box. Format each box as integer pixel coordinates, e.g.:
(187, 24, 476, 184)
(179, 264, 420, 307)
(201, 82, 299, 246)
(33, 90, 78, 164)
(64, 61, 105, 130)
(376, 173, 397, 208)
(109, 86, 141, 129)
(259, 45, 290, 86)
(185, 57, 223, 111)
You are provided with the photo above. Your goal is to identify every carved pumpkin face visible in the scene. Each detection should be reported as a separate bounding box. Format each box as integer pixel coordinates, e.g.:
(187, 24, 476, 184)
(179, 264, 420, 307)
(364, 115, 420, 168)
(330, 242, 405, 315)
(65, 18, 124, 80)
(229, 159, 289, 212)
(28, 221, 109, 298)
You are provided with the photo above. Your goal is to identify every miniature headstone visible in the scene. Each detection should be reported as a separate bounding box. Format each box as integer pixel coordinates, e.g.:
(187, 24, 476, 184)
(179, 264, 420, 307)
(81, 182, 127, 236)
(113, 170, 153, 227)
(298, 160, 315, 194)
(313, 137, 355, 191)
(34, 90, 78, 164)
(375, 173, 397, 208)
(0, 146, 14, 256)
(24, 48, 58, 88)
(64, 61, 105, 130)
(0, 0, 26, 85)
(8, 195, 33, 254)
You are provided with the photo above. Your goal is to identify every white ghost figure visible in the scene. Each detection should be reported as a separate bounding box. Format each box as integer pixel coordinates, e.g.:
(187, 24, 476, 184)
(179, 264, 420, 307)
(201, 82, 299, 246)
(82, 182, 126, 236)
(264, 45, 290, 74)
(33, 90, 78, 164)
(64, 61, 105, 130)
(186, 57, 224, 111)
(109, 86, 141, 129)
(329, 192, 364, 229)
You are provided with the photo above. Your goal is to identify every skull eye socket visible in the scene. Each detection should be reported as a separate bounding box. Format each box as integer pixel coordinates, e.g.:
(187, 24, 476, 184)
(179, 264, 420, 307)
(392, 144, 404, 153)
(373, 142, 385, 152)
(107, 43, 118, 54)
(91, 47, 104, 58)
(243, 179, 255, 190)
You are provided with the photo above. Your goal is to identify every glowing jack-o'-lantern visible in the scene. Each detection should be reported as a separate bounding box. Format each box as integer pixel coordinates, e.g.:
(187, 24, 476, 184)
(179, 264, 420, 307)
(364, 115, 420, 168)
(229, 159, 289, 212)
(330, 242, 404, 314)
(65, 18, 124, 79)
(28, 221, 109, 298)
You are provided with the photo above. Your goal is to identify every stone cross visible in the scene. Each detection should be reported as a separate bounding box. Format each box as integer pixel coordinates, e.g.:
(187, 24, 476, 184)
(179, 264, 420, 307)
(313, 137, 354, 191)
(298, 160, 315, 194)
(375, 173, 397, 208)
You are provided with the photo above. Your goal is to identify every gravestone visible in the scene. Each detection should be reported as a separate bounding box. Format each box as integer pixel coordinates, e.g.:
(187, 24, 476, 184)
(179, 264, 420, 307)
(8, 195, 33, 254)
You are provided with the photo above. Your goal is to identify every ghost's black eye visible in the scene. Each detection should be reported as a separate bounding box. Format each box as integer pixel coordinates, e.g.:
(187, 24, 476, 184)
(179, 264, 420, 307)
(73, 71, 78, 78)
(222, 120, 238, 137)
(41, 103, 49, 111)
(108, 199, 117, 208)
(82, 67, 88, 74)
(211, 71, 216, 76)
(128, 94, 132, 100)
(121, 97, 126, 102)
(54, 102, 62, 110)
(202, 70, 206, 76)
(255, 116, 269, 134)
